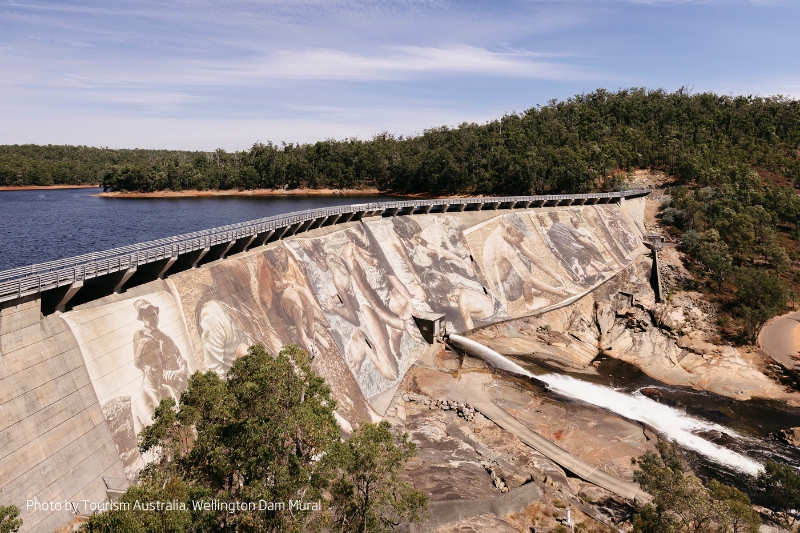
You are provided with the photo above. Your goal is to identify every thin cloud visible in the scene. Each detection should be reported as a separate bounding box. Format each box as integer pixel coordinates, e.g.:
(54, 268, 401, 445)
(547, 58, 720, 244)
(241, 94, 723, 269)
(1, 0, 797, 149)
(253, 46, 587, 81)
(0, 45, 593, 100)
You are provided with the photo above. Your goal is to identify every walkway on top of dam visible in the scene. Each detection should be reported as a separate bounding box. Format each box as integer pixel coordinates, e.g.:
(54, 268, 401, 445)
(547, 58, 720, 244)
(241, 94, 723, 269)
(0, 188, 649, 309)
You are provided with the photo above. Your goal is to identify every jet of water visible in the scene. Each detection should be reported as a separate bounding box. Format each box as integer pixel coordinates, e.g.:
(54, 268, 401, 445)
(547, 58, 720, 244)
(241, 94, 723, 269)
(538, 373, 764, 476)
(446, 334, 764, 476)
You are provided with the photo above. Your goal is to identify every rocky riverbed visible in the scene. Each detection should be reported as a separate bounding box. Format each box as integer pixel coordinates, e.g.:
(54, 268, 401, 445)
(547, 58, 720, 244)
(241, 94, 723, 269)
(384, 344, 653, 532)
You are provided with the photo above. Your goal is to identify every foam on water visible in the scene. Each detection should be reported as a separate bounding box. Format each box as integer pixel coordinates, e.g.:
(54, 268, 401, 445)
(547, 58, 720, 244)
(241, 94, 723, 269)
(537, 373, 764, 476)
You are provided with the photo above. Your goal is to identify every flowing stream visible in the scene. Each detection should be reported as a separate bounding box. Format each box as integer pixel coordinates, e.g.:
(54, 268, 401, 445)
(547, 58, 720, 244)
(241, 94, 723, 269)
(537, 373, 764, 476)
(514, 354, 800, 493)
(446, 334, 773, 478)
(448, 334, 791, 481)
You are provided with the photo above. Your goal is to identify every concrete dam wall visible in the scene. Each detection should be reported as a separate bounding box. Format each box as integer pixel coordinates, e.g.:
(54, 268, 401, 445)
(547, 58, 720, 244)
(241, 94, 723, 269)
(0, 197, 647, 531)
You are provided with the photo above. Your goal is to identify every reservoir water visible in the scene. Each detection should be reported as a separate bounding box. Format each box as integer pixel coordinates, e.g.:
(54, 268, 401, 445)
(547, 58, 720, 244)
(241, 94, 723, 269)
(0, 188, 403, 272)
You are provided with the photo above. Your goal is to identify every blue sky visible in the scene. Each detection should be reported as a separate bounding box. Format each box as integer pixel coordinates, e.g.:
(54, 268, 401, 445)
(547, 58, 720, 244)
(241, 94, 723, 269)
(1, 0, 798, 150)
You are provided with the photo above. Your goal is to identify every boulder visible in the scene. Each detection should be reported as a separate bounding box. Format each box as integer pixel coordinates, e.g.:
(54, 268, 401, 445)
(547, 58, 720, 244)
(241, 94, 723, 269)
(660, 307, 687, 331)
(595, 300, 616, 338)
(777, 427, 800, 447)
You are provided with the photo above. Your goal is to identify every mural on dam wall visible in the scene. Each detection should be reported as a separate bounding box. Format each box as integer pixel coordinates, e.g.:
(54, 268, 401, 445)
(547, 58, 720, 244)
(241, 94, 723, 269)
(169, 259, 283, 376)
(530, 209, 620, 287)
(367, 215, 502, 332)
(592, 204, 641, 261)
(0, 200, 654, 533)
(253, 245, 377, 424)
(62, 291, 197, 476)
(463, 213, 577, 318)
(54, 203, 644, 477)
(287, 225, 427, 405)
(168, 249, 376, 425)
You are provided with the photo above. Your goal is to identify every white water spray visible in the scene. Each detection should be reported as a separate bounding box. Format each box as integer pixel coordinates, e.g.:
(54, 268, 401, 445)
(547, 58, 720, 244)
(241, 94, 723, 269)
(538, 373, 764, 476)
(446, 334, 764, 476)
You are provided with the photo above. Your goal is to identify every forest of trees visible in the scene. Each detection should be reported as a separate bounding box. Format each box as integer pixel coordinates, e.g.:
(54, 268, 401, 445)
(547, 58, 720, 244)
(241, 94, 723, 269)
(2, 88, 799, 196)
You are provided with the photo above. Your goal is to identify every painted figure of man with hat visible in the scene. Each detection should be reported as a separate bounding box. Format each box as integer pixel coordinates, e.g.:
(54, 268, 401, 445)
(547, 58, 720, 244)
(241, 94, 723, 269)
(132, 299, 188, 414)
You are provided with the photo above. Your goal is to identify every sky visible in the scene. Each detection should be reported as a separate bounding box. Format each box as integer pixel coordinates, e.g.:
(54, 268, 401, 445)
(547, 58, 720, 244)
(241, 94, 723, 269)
(1, 0, 799, 150)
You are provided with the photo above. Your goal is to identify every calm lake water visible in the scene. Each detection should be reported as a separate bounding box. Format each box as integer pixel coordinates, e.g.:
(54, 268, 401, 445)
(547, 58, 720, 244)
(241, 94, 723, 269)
(0, 188, 403, 272)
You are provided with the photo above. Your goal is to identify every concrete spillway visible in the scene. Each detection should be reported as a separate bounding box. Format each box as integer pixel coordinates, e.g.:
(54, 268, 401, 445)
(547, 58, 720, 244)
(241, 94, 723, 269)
(0, 194, 648, 531)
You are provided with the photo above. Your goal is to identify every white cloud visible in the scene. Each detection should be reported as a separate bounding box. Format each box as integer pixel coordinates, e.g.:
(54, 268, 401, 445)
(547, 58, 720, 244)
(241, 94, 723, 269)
(258, 46, 585, 81)
(0, 44, 594, 112)
(2, 45, 588, 89)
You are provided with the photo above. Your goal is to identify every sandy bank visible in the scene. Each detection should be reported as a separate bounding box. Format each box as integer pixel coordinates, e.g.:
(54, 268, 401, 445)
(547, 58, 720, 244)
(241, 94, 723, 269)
(759, 310, 800, 369)
(95, 187, 407, 198)
(0, 184, 100, 191)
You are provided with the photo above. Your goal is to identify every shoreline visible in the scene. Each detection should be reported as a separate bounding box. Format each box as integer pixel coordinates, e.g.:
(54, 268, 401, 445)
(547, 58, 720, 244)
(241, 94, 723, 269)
(2, 185, 487, 199)
(0, 184, 100, 191)
(94, 187, 412, 198)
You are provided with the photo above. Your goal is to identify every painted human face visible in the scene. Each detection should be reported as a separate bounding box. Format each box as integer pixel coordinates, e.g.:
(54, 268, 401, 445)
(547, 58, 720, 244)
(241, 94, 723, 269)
(140, 308, 159, 329)
(501, 220, 524, 244)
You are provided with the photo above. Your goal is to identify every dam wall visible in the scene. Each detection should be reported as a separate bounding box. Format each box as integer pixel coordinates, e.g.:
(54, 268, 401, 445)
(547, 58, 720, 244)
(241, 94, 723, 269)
(0, 195, 647, 531)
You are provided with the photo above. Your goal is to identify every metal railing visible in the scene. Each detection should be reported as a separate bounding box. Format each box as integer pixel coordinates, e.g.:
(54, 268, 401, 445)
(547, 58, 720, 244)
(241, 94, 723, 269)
(0, 189, 649, 304)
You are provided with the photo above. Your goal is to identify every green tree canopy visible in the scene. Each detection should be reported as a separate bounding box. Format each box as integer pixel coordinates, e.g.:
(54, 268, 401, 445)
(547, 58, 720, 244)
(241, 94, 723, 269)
(0, 493, 22, 533)
(734, 268, 789, 342)
(328, 421, 427, 533)
(3, 89, 800, 195)
(631, 442, 760, 533)
(682, 229, 733, 290)
(82, 344, 427, 533)
(755, 460, 800, 529)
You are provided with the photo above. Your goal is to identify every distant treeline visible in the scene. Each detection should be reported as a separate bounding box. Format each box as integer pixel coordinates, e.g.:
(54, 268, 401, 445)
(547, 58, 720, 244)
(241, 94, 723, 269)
(2, 88, 800, 195)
